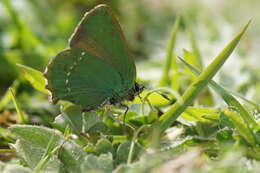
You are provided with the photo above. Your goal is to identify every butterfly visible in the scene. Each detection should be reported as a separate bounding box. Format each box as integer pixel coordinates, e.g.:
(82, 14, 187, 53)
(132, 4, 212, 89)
(44, 4, 143, 111)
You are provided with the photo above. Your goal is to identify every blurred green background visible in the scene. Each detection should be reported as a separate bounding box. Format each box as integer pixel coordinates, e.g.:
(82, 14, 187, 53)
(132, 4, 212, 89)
(0, 0, 259, 111)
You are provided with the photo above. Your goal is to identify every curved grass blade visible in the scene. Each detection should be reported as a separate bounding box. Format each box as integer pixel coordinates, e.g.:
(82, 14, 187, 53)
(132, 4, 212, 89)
(158, 16, 180, 87)
(178, 56, 259, 131)
(127, 125, 150, 164)
(159, 21, 251, 134)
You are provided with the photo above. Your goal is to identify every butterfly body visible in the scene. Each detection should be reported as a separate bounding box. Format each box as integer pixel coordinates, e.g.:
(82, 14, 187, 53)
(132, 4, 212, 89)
(44, 5, 143, 110)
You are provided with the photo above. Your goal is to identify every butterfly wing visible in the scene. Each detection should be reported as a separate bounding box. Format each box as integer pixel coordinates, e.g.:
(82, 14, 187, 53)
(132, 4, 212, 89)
(69, 4, 136, 89)
(45, 49, 123, 109)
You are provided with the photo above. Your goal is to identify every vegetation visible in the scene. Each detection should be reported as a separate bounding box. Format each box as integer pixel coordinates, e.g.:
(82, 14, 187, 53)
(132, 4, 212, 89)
(0, 0, 259, 172)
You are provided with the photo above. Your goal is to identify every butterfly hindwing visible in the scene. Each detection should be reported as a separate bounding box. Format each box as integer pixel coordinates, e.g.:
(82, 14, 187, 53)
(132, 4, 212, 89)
(69, 4, 136, 89)
(45, 49, 123, 108)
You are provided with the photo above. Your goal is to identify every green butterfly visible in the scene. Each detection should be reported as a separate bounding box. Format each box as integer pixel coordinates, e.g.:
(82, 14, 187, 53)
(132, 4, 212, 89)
(44, 4, 143, 111)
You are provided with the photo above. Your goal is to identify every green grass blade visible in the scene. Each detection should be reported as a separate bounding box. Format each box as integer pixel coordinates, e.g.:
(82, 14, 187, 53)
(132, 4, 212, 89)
(0, 80, 19, 110)
(127, 125, 150, 164)
(170, 53, 180, 90)
(159, 21, 250, 134)
(183, 49, 198, 80)
(9, 88, 28, 124)
(178, 56, 259, 131)
(228, 91, 260, 109)
(2, 0, 22, 31)
(32, 134, 60, 173)
(158, 16, 180, 87)
(223, 108, 257, 146)
(184, 15, 203, 70)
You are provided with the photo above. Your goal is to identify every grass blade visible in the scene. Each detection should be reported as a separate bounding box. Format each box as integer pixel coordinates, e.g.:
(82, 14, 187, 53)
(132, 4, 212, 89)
(127, 125, 149, 164)
(158, 16, 180, 87)
(178, 56, 259, 131)
(223, 108, 257, 146)
(228, 91, 260, 109)
(9, 88, 28, 124)
(0, 80, 19, 110)
(32, 134, 60, 173)
(183, 49, 198, 80)
(159, 21, 251, 134)
(2, 0, 22, 31)
(184, 15, 203, 70)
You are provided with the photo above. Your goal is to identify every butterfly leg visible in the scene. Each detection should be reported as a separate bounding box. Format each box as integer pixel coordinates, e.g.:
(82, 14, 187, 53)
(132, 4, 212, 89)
(120, 103, 129, 123)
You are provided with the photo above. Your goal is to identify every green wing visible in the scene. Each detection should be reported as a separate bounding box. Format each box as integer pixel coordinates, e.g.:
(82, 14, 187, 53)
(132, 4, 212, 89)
(69, 4, 136, 88)
(45, 48, 122, 109)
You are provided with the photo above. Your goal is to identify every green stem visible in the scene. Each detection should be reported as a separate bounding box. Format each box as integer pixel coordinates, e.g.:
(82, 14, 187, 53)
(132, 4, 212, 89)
(10, 88, 28, 124)
(127, 125, 150, 164)
(158, 16, 180, 87)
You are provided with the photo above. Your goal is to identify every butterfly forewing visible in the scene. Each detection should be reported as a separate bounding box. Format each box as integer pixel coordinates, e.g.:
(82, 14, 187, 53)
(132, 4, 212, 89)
(69, 5, 136, 89)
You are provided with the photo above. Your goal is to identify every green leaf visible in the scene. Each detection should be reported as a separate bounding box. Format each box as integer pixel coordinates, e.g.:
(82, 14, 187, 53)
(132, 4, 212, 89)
(95, 138, 115, 156)
(159, 21, 250, 134)
(129, 109, 158, 126)
(83, 111, 107, 134)
(180, 106, 220, 122)
(116, 141, 142, 164)
(32, 134, 65, 173)
(0, 161, 31, 173)
(10, 125, 89, 173)
(17, 64, 48, 94)
(83, 111, 102, 132)
(52, 105, 83, 134)
(13, 140, 63, 173)
(81, 153, 113, 173)
(134, 90, 173, 107)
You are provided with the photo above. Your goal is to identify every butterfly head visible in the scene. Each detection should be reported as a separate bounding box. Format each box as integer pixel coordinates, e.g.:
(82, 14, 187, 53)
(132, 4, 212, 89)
(125, 82, 144, 101)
